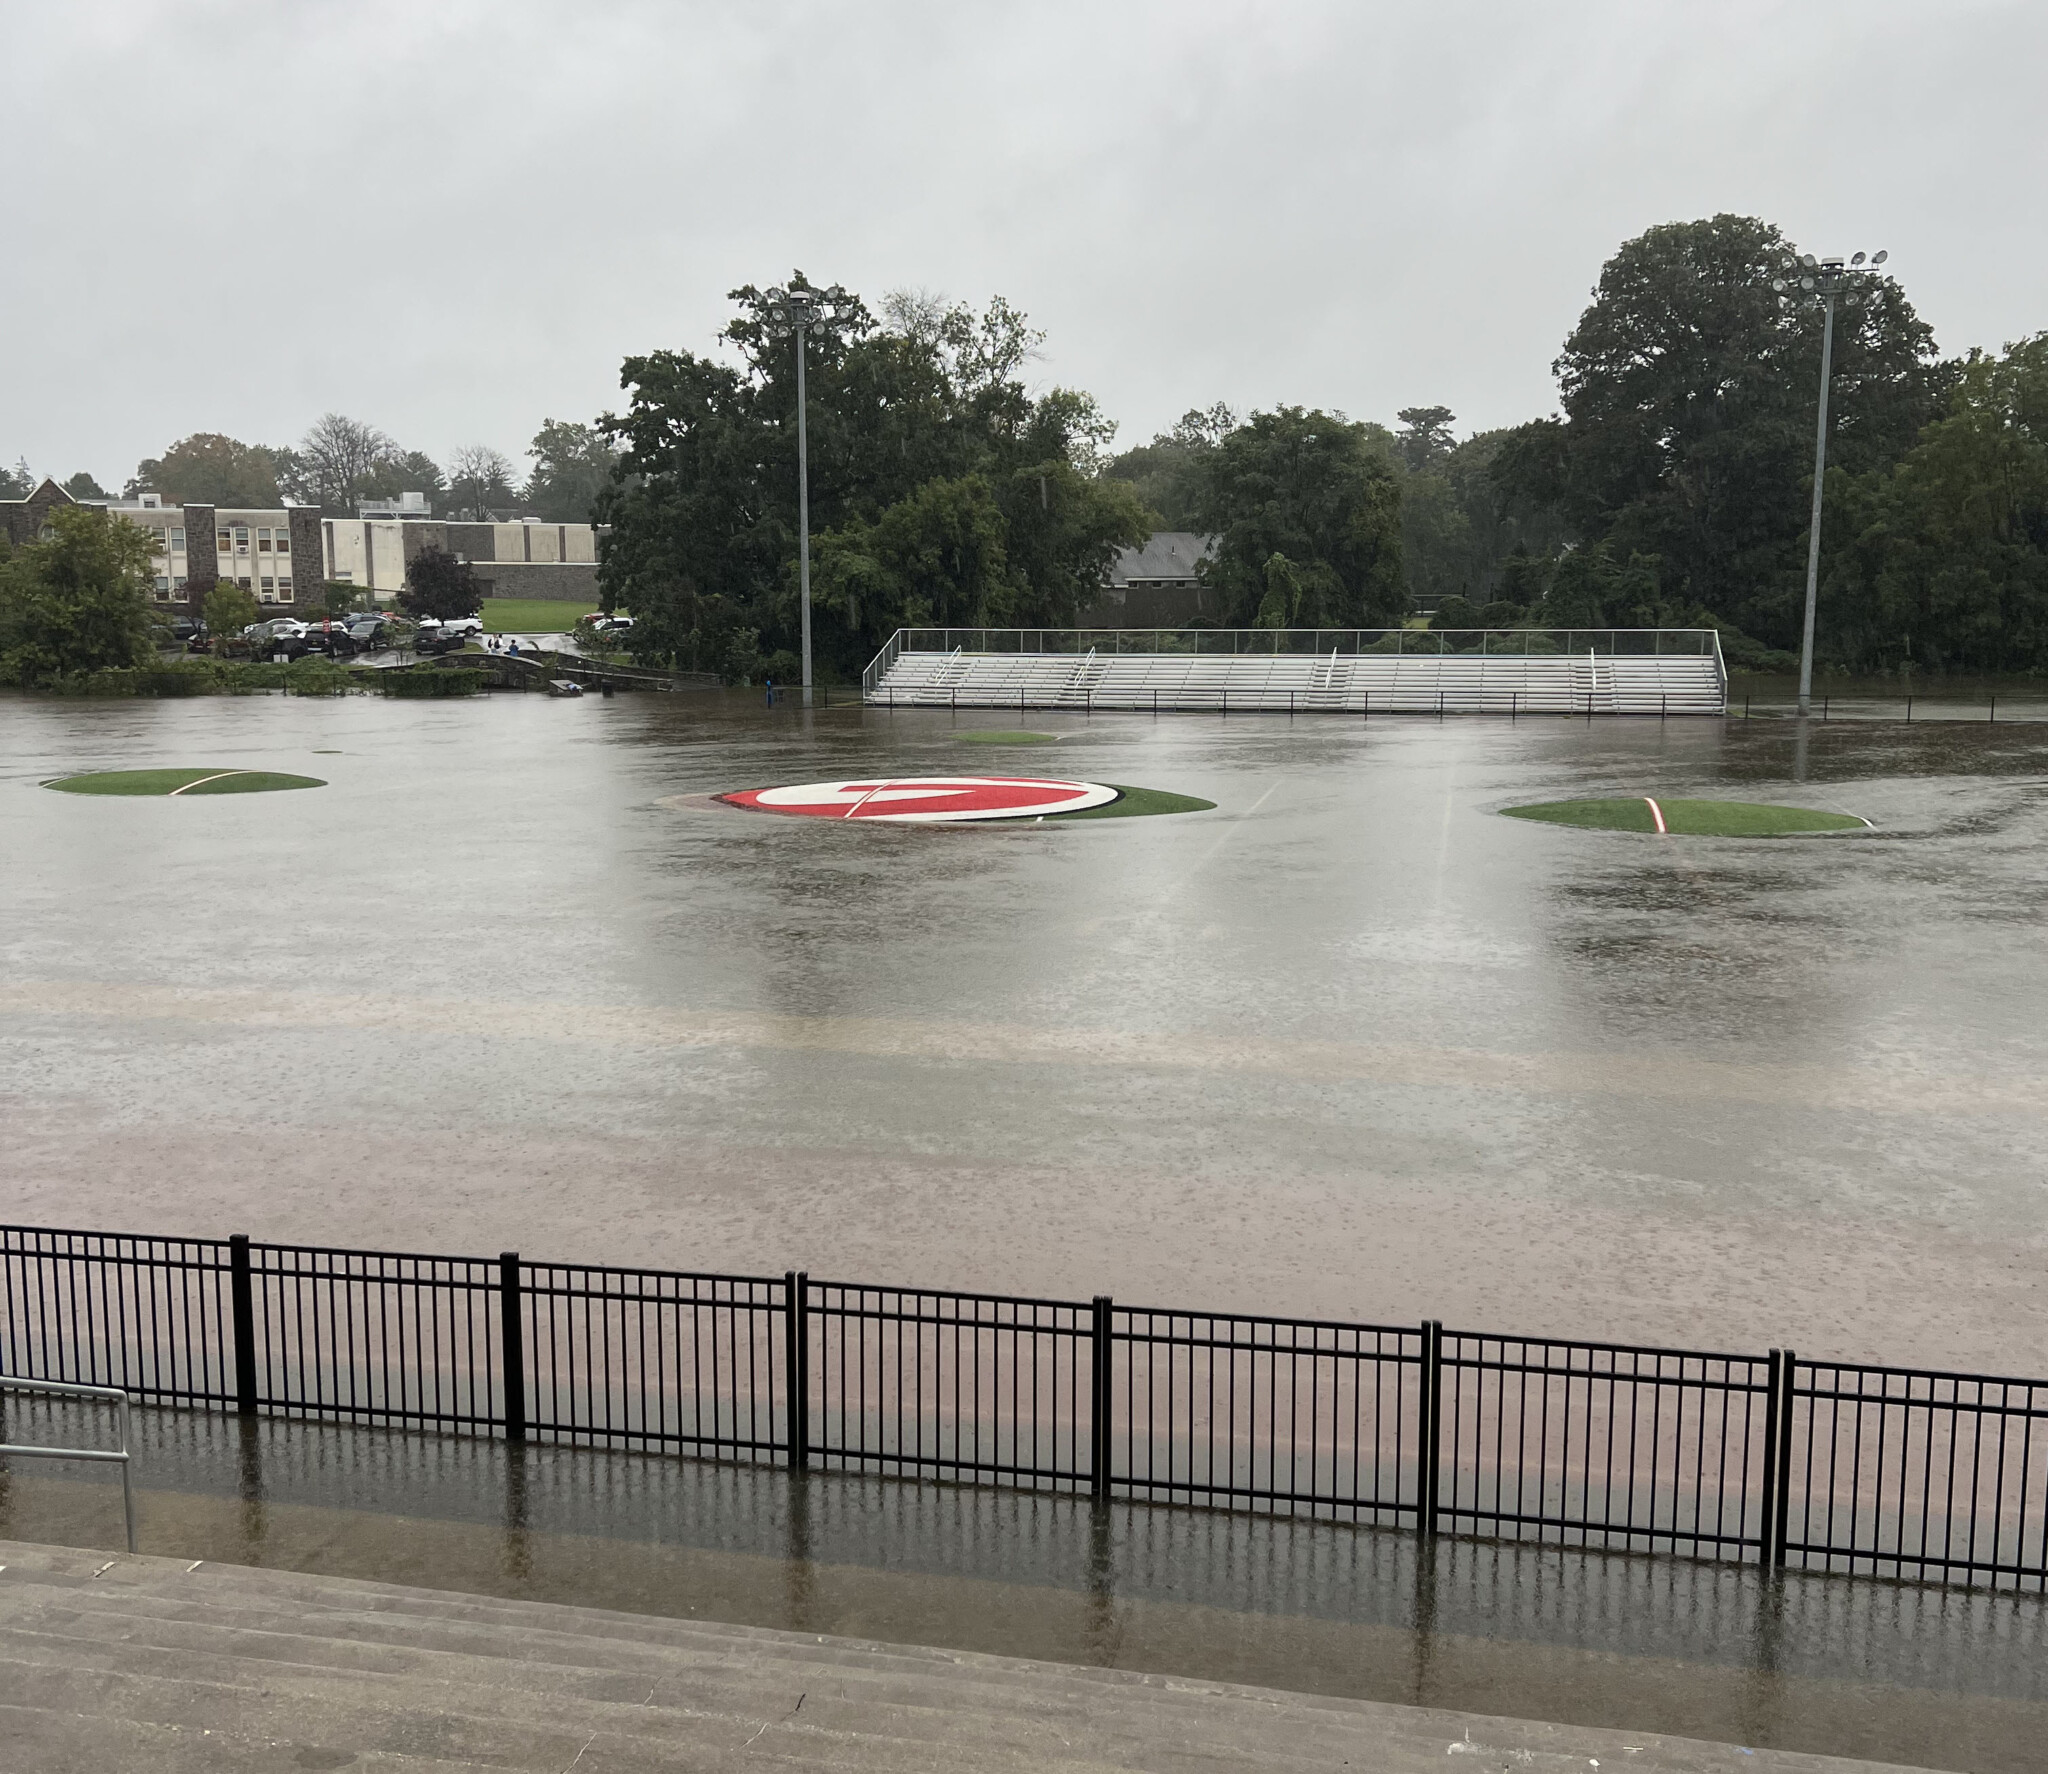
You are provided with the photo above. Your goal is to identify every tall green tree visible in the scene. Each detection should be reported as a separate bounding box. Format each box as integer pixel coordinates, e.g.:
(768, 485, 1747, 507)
(1824, 333, 2048, 672)
(1102, 404, 1235, 528)
(1493, 215, 1945, 648)
(596, 276, 1148, 679)
(127, 434, 284, 507)
(524, 420, 618, 522)
(0, 505, 161, 684)
(1188, 407, 1405, 627)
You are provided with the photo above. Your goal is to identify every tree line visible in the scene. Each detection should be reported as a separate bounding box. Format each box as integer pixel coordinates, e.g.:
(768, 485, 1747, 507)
(592, 224, 2047, 681)
(12, 215, 2048, 682)
(1, 418, 618, 526)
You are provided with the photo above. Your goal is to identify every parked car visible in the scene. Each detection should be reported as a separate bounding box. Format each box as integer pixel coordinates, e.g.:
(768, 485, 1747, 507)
(413, 626, 468, 656)
(167, 617, 207, 652)
(303, 626, 359, 659)
(346, 618, 392, 649)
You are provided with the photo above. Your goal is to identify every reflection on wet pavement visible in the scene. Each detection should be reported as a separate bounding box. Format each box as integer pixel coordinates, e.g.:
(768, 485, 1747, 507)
(3, 692, 2046, 1375)
(5, 1403, 2048, 1774)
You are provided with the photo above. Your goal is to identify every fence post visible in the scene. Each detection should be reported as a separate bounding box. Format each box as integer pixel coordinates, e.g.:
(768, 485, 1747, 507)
(1771, 1348, 1797, 1568)
(499, 1252, 526, 1444)
(785, 1271, 809, 1471)
(1090, 1295, 1113, 1502)
(1760, 1349, 1782, 1568)
(229, 1234, 258, 1417)
(1419, 1320, 1442, 1536)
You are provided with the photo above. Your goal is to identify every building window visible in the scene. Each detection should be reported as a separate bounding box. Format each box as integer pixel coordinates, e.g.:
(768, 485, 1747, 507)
(155, 577, 171, 593)
(173, 575, 187, 590)
(169, 528, 184, 549)
(261, 577, 275, 593)
(275, 533, 290, 555)
(258, 530, 272, 551)
(234, 526, 249, 553)
(333, 569, 352, 583)
(217, 530, 232, 550)
(278, 577, 293, 596)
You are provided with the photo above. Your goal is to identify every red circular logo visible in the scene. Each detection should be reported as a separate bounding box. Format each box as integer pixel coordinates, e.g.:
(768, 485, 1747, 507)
(719, 776, 1119, 823)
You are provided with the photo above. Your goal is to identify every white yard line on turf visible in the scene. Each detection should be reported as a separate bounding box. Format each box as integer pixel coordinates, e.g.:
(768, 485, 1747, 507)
(1643, 796, 1668, 834)
(167, 771, 254, 797)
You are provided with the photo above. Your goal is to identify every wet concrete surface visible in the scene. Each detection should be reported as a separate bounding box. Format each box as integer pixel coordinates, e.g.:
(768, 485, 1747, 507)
(2, 691, 2045, 1374)
(4, 1403, 2048, 1773)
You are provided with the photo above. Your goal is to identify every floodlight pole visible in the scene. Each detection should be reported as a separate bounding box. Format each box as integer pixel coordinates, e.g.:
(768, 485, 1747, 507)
(793, 296, 814, 709)
(1774, 249, 1886, 719)
(1796, 291, 1838, 719)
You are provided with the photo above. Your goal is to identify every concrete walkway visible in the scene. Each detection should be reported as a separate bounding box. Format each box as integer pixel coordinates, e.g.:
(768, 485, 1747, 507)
(0, 1539, 1921, 1774)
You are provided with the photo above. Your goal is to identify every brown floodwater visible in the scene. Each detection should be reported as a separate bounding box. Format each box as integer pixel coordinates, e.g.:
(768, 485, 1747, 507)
(3, 690, 2045, 1376)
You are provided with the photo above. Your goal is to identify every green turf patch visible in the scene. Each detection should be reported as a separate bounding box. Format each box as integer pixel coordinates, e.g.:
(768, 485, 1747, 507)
(46, 768, 326, 797)
(479, 599, 615, 633)
(960, 730, 1060, 745)
(1047, 783, 1216, 820)
(1503, 797, 1864, 835)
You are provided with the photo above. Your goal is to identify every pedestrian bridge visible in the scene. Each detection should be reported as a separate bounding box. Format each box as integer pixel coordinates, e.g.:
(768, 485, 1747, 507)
(862, 629, 1728, 715)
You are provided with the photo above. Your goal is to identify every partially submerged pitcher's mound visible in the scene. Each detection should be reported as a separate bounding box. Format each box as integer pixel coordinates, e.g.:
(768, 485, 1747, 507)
(46, 768, 326, 797)
(714, 775, 1214, 823)
(1504, 797, 1865, 835)
(960, 731, 1061, 745)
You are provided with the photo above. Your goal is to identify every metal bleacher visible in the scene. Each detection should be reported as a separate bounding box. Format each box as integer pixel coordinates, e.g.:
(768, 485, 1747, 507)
(862, 630, 1727, 715)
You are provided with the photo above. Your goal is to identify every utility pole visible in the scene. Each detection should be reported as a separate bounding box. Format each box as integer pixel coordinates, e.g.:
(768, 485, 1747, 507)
(1773, 249, 1887, 717)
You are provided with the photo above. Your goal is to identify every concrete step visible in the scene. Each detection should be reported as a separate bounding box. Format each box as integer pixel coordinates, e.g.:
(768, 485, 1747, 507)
(0, 1703, 501, 1774)
(0, 1542, 1919, 1774)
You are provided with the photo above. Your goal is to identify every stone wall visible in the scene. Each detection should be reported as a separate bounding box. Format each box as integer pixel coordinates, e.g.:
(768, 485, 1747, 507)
(0, 479, 76, 548)
(181, 504, 219, 612)
(286, 507, 324, 610)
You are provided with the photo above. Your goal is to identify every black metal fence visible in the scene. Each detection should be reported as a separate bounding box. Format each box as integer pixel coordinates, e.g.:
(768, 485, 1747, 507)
(6, 1223, 2047, 1591)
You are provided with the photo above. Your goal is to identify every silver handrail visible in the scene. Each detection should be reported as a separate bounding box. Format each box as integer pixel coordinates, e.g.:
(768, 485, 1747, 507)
(0, 1374, 136, 1553)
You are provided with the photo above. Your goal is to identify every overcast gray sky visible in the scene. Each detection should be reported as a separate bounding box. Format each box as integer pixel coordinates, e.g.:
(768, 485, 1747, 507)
(5, 0, 2044, 490)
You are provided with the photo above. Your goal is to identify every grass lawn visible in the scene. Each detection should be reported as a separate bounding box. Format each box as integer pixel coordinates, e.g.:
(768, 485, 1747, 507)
(1503, 797, 1865, 835)
(960, 730, 1061, 745)
(1048, 783, 1216, 820)
(47, 768, 325, 796)
(479, 599, 615, 633)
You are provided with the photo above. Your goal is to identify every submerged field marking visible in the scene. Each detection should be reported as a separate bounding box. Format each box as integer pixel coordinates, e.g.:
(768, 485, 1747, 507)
(166, 770, 255, 797)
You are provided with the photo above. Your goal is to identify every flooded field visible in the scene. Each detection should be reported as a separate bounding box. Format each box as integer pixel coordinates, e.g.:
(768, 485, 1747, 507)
(3, 690, 2045, 1373)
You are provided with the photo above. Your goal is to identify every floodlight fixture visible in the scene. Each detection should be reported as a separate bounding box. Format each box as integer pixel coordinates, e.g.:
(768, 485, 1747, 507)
(1851, 251, 1866, 265)
(1872, 249, 1889, 265)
